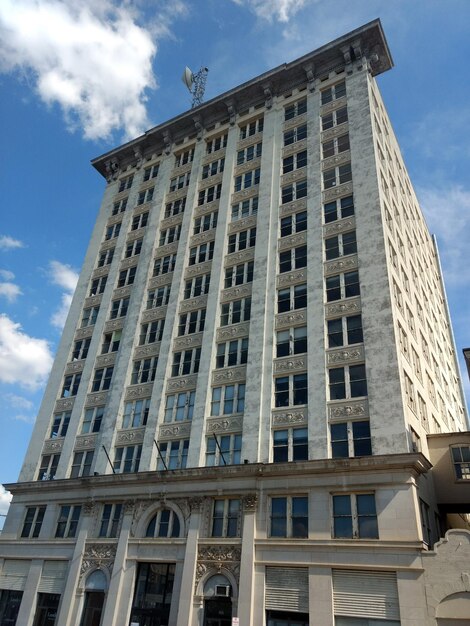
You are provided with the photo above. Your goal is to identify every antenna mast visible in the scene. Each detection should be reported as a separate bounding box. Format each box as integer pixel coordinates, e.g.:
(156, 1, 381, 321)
(182, 66, 209, 108)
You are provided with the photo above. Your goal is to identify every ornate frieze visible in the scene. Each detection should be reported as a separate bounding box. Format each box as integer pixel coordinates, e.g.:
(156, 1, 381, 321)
(125, 382, 154, 400)
(141, 306, 167, 323)
(212, 365, 246, 385)
(82, 501, 98, 517)
(159, 421, 191, 440)
(170, 161, 192, 178)
(147, 274, 173, 289)
(116, 428, 145, 444)
(134, 343, 160, 359)
(167, 374, 198, 391)
(231, 186, 259, 205)
(196, 544, 241, 588)
(119, 256, 140, 271)
(280, 167, 307, 187)
(325, 296, 361, 319)
(243, 494, 258, 511)
(92, 266, 109, 280)
(173, 333, 203, 350)
(206, 416, 243, 434)
(276, 268, 307, 288)
(138, 178, 155, 192)
(184, 260, 213, 279)
(194, 199, 220, 217)
(322, 181, 354, 203)
(55, 398, 75, 412)
(155, 240, 179, 258)
(327, 345, 364, 365)
(224, 247, 255, 267)
(84, 294, 103, 309)
(42, 439, 64, 454)
(323, 217, 356, 237)
(113, 285, 133, 300)
(189, 230, 216, 247)
(179, 294, 208, 313)
(75, 326, 95, 341)
(104, 318, 125, 333)
(283, 112, 307, 131)
(237, 131, 263, 150)
(99, 238, 115, 253)
(85, 391, 109, 407)
(321, 150, 351, 171)
(95, 353, 117, 369)
(106, 212, 124, 227)
(160, 213, 185, 230)
(274, 356, 307, 374)
(227, 214, 257, 234)
(272, 407, 307, 425)
(324, 255, 358, 277)
(320, 95, 347, 115)
(279, 197, 308, 217)
(278, 231, 307, 252)
(234, 157, 262, 177)
(321, 121, 350, 142)
(65, 360, 86, 375)
(282, 138, 307, 158)
(216, 322, 250, 341)
(81, 543, 117, 578)
(275, 310, 307, 330)
(165, 187, 187, 204)
(328, 399, 369, 420)
(198, 172, 224, 191)
(126, 227, 146, 243)
(220, 283, 252, 303)
(74, 434, 98, 450)
(202, 147, 226, 167)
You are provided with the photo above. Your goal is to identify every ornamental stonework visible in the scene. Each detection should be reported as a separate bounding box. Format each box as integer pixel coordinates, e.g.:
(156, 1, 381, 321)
(155, 240, 179, 258)
(274, 357, 307, 373)
(92, 266, 109, 279)
(160, 213, 184, 230)
(279, 197, 308, 217)
(325, 297, 361, 319)
(231, 186, 259, 205)
(170, 161, 192, 178)
(189, 230, 216, 247)
(272, 408, 307, 425)
(104, 318, 125, 333)
(82, 501, 98, 516)
(320, 95, 347, 115)
(243, 494, 258, 511)
(165, 187, 187, 203)
(237, 131, 263, 150)
(321, 121, 350, 142)
(148, 274, 172, 289)
(159, 421, 191, 440)
(142, 306, 167, 323)
(224, 247, 256, 267)
(283, 112, 307, 131)
(95, 353, 117, 368)
(185, 260, 213, 279)
(119, 256, 140, 270)
(85, 391, 109, 407)
(116, 428, 145, 444)
(212, 365, 246, 384)
(198, 171, 224, 191)
(65, 360, 86, 375)
(75, 326, 94, 341)
(327, 346, 364, 365)
(234, 157, 262, 177)
(173, 334, 203, 350)
(216, 322, 250, 341)
(74, 434, 97, 450)
(206, 416, 243, 434)
(323, 181, 353, 202)
(196, 544, 241, 588)
(42, 439, 64, 454)
(220, 284, 252, 303)
(55, 398, 75, 412)
(84, 294, 103, 309)
(277, 269, 306, 288)
(324, 255, 358, 276)
(278, 231, 307, 252)
(280, 167, 307, 187)
(138, 178, 155, 192)
(80, 543, 117, 578)
(179, 295, 208, 313)
(202, 147, 226, 166)
(324, 217, 356, 236)
(106, 212, 123, 227)
(328, 399, 369, 420)
(321, 150, 351, 171)
(99, 238, 116, 252)
(167, 374, 198, 391)
(125, 382, 154, 400)
(275, 310, 307, 330)
(113, 285, 133, 300)
(282, 138, 307, 158)
(227, 215, 257, 235)
(194, 199, 220, 217)
(134, 343, 160, 359)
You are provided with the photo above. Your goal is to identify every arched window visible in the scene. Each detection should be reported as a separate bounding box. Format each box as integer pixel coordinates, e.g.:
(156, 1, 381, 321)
(146, 509, 180, 538)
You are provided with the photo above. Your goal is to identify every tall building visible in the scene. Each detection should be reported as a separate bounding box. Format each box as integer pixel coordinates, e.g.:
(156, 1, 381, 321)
(1, 18, 469, 626)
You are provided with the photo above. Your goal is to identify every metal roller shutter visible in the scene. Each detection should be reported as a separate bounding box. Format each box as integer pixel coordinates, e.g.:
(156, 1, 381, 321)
(0, 559, 30, 591)
(333, 569, 400, 621)
(38, 561, 68, 593)
(265, 566, 309, 613)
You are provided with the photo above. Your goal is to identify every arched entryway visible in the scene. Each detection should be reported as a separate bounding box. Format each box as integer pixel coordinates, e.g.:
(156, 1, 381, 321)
(203, 574, 233, 626)
(79, 570, 107, 626)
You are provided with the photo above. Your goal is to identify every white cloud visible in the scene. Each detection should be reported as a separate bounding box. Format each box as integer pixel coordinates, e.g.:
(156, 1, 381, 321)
(0, 235, 24, 251)
(0, 314, 54, 389)
(232, 0, 310, 22)
(0, 0, 182, 140)
(0, 282, 22, 303)
(48, 260, 78, 329)
(5, 394, 34, 410)
(0, 269, 14, 280)
(13, 413, 36, 424)
(0, 486, 12, 518)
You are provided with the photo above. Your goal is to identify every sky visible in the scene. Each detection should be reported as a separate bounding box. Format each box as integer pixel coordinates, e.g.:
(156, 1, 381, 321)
(1, 0, 470, 524)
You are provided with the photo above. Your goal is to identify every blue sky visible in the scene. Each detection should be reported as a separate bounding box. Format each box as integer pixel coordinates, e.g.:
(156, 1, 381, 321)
(1, 0, 470, 522)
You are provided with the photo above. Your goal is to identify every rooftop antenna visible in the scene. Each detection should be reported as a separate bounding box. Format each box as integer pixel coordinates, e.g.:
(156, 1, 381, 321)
(182, 65, 209, 108)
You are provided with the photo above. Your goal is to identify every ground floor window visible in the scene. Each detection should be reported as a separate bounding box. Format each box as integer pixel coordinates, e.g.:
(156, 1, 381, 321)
(204, 597, 232, 626)
(335, 620, 400, 625)
(129, 563, 175, 626)
(80, 592, 104, 626)
(33, 593, 60, 626)
(0, 589, 23, 625)
(266, 610, 309, 626)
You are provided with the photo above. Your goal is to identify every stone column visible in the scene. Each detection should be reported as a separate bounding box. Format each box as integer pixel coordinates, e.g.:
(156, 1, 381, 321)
(237, 494, 257, 624)
(15, 559, 43, 626)
(176, 497, 202, 626)
(309, 566, 333, 625)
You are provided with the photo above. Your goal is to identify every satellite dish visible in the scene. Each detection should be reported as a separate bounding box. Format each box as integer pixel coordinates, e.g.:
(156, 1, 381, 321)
(182, 66, 194, 92)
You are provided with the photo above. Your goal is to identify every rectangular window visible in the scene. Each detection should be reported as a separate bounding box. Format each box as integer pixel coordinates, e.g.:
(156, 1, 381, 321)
(184, 273, 211, 299)
(157, 439, 189, 470)
(98, 247, 115, 266)
(89, 276, 107, 296)
(82, 406, 104, 434)
(211, 384, 245, 416)
(55, 505, 81, 538)
(117, 266, 137, 288)
(323, 195, 354, 223)
(164, 197, 186, 218)
(38, 454, 60, 480)
(131, 211, 149, 230)
(273, 427, 308, 462)
(228, 228, 256, 254)
(332, 493, 378, 539)
(125, 238, 143, 258)
(171, 348, 201, 377)
(198, 183, 222, 206)
(118, 174, 133, 192)
(323, 163, 352, 189)
(101, 330, 122, 354)
(178, 309, 206, 335)
(174, 147, 194, 167)
(122, 398, 150, 428)
(326, 270, 360, 301)
(109, 297, 129, 319)
(206, 134, 228, 154)
(237, 142, 262, 165)
(321, 106, 348, 130)
(451, 446, 470, 480)
(284, 98, 307, 120)
(61, 373, 81, 398)
(206, 433, 242, 466)
(146, 285, 171, 309)
(202, 157, 225, 179)
(322, 133, 350, 158)
(105, 222, 121, 241)
(225, 261, 254, 288)
(21, 506, 46, 538)
(114, 445, 142, 473)
(112, 198, 127, 215)
(70, 450, 94, 478)
(211, 499, 241, 537)
(216, 338, 249, 368)
(153, 254, 177, 276)
(420, 499, 431, 545)
(131, 357, 158, 385)
(137, 186, 154, 205)
(99, 503, 123, 538)
(281, 180, 307, 204)
(270, 496, 308, 538)
(274, 373, 308, 407)
(325, 230, 357, 260)
(330, 421, 372, 457)
(234, 168, 260, 192)
(189, 241, 215, 265)
(279, 245, 307, 273)
(277, 283, 307, 313)
(231, 196, 258, 221)
(164, 391, 195, 422)
(327, 315, 363, 348)
(329, 364, 368, 400)
(143, 163, 159, 181)
(220, 297, 251, 326)
(282, 150, 307, 174)
(320, 81, 346, 105)
(71, 338, 90, 361)
(91, 367, 113, 392)
(159, 225, 181, 246)
(280, 211, 307, 237)
(169, 172, 190, 191)
(81, 306, 99, 327)
(276, 326, 307, 357)
(239, 117, 264, 139)
(50, 411, 71, 438)
(139, 319, 165, 345)
(284, 124, 307, 146)
(194, 211, 218, 234)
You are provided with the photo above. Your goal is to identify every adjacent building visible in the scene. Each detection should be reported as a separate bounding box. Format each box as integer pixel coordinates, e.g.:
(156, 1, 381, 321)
(1, 19, 469, 626)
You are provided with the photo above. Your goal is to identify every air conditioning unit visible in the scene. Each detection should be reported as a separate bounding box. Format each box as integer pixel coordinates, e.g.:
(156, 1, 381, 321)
(215, 585, 231, 597)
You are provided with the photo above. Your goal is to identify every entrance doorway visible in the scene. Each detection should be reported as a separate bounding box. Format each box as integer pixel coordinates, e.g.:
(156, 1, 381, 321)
(79, 592, 105, 626)
(203, 597, 232, 626)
